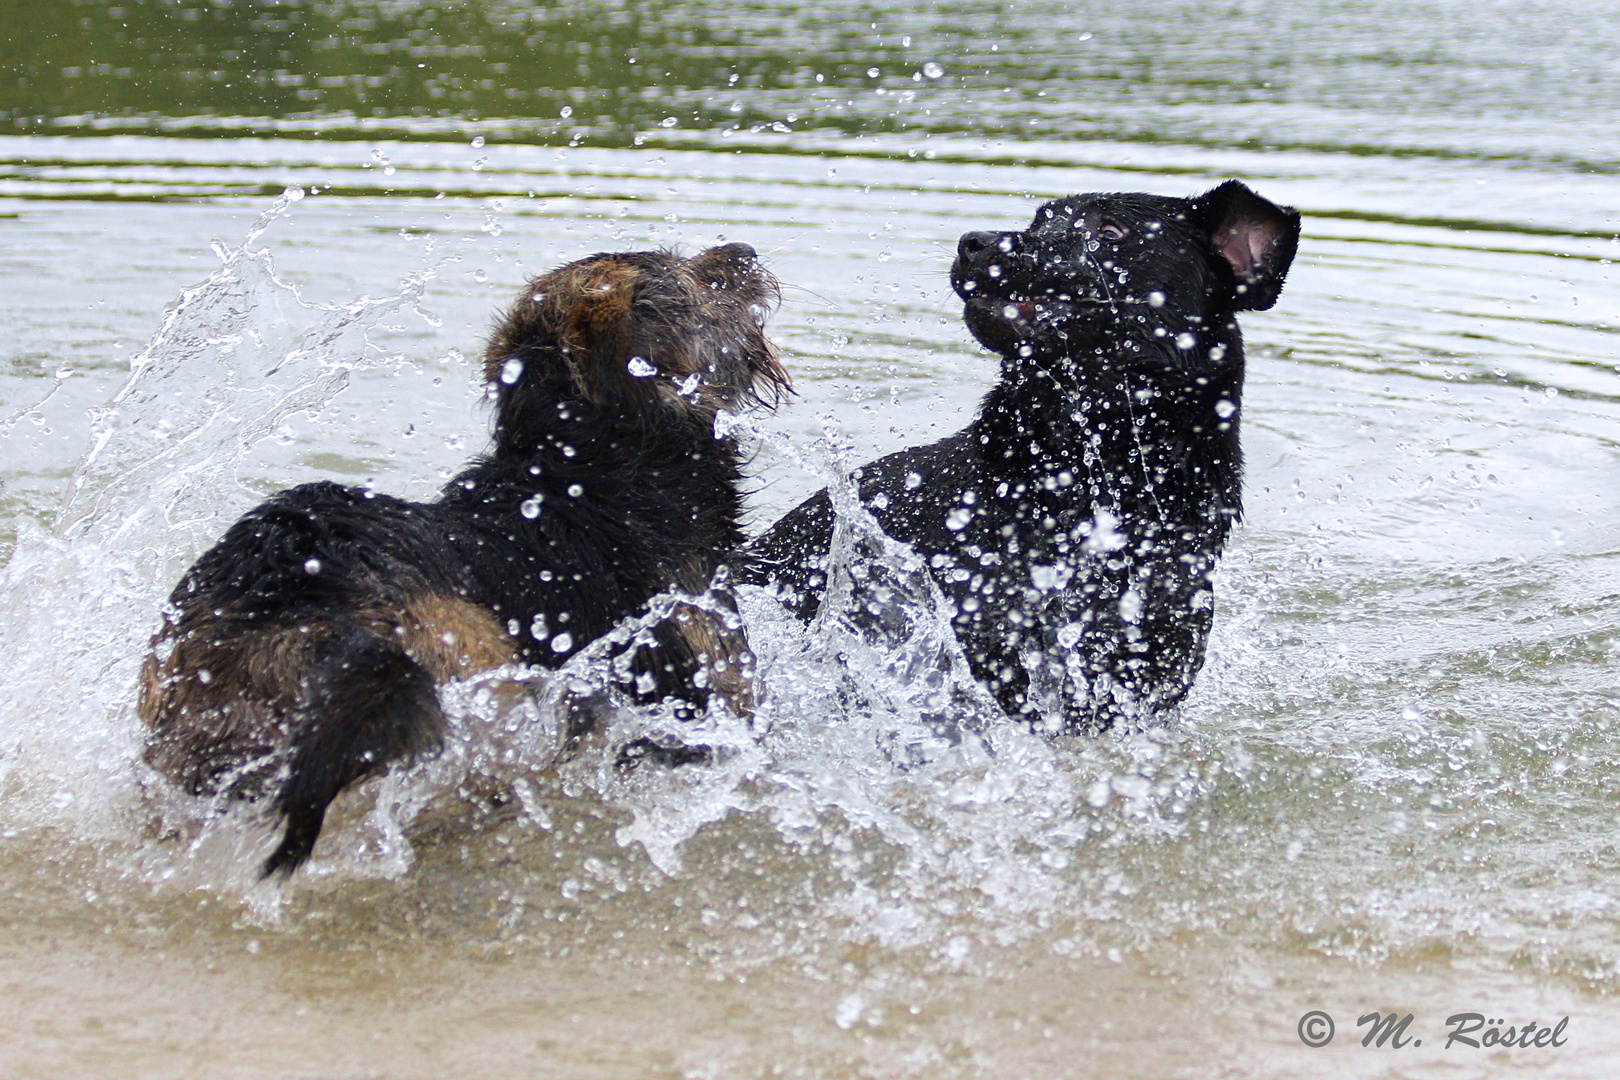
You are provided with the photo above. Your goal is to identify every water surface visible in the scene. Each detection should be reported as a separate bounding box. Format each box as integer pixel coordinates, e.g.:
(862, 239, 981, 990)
(2, 3, 1619, 1077)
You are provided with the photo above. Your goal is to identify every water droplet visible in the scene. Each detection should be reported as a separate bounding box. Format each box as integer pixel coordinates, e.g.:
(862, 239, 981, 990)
(500, 357, 524, 384)
(1082, 509, 1125, 554)
(627, 356, 657, 377)
(551, 632, 574, 653)
(1030, 564, 1061, 591)
(922, 61, 944, 79)
(1214, 399, 1236, 419)
(660, 116, 678, 128)
(559, 106, 573, 119)
(303, 557, 321, 575)
(1147, 290, 1165, 307)
(471, 135, 486, 148)
(1175, 332, 1197, 350)
(866, 67, 881, 78)
(520, 496, 543, 519)
(567, 484, 584, 498)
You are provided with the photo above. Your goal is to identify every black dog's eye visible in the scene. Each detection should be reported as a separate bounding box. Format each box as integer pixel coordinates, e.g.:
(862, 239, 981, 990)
(1098, 221, 1128, 241)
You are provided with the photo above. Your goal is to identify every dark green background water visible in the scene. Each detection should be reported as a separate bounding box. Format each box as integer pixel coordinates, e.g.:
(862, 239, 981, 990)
(5, 0, 1617, 170)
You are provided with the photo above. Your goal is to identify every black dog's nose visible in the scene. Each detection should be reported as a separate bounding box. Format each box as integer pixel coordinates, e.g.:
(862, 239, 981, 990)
(958, 231, 999, 261)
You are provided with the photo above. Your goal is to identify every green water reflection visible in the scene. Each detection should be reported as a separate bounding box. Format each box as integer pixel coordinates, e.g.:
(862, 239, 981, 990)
(3, 0, 1616, 170)
(4, 0, 988, 142)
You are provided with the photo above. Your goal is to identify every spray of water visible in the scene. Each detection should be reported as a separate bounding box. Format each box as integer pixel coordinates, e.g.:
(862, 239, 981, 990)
(0, 188, 433, 852)
(0, 194, 1234, 957)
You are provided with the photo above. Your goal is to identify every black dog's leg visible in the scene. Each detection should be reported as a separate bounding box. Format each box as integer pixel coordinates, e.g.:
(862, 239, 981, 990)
(262, 623, 444, 877)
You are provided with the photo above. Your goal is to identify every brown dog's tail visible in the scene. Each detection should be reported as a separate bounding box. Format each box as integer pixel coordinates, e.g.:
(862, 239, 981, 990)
(262, 622, 444, 878)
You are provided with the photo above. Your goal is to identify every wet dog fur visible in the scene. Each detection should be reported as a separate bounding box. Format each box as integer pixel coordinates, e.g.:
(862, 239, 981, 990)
(742, 182, 1299, 732)
(139, 243, 789, 876)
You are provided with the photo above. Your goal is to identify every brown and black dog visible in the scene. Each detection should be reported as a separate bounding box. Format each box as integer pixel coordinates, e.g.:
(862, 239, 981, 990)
(139, 243, 789, 876)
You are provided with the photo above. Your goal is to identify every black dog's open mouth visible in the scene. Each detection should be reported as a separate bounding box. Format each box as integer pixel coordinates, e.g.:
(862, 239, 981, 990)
(954, 265, 1112, 339)
(956, 276, 1142, 353)
(957, 281, 1091, 348)
(958, 287, 1069, 351)
(1005, 298, 1037, 324)
(967, 294, 1035, 327)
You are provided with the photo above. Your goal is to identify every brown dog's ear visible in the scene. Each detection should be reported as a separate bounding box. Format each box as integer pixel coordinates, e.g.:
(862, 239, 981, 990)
(563, 261, 644, 407)
(1194, 180, 1301, 311)
(484, 258, 647, 407)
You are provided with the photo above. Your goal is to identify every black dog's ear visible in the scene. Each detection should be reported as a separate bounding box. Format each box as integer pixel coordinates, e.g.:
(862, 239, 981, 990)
(1194, 181, 1301, 311)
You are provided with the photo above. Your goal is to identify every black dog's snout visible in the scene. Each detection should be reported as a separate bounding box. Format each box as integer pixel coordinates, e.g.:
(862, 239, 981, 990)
(958, 231, 1000, 261)
(712, 242, 757, 262)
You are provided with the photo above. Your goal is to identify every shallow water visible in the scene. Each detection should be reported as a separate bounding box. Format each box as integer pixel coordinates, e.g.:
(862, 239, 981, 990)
(3, 3, 1620, 1078)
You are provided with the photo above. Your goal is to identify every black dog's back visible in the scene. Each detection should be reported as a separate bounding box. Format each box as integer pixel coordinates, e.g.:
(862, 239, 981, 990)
(744, 182, 1299, 732)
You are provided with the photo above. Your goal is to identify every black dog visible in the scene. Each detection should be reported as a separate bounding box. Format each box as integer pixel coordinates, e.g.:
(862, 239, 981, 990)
(742, 182, 1299, 732)
(139, 244, 789, 875)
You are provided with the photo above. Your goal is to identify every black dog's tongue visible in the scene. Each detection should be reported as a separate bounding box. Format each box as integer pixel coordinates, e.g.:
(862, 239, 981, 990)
(992, 299, 1035, 328)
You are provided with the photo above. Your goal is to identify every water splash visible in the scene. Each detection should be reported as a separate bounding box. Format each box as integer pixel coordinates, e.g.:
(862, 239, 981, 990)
(57, 187, 426, 579)
(0, 188, 433, 846)
(0, 194, 1449, 971)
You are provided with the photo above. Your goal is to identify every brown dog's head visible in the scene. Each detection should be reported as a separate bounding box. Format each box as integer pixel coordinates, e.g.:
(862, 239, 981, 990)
(483, 244, 789, 433)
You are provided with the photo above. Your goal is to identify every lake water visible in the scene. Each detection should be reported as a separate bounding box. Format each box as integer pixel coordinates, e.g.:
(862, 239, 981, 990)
(2, 2, 1619, 1076)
